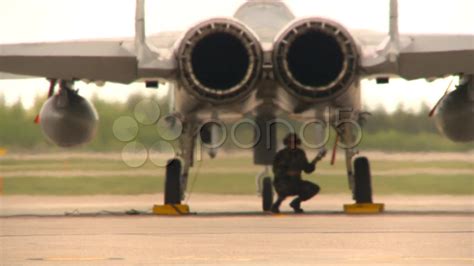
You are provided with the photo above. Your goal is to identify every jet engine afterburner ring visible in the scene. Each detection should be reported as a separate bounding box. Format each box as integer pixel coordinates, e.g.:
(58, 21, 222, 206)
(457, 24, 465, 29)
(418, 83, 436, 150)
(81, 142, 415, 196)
(274, 18, 359, 102)
(178, 19, 263, 103)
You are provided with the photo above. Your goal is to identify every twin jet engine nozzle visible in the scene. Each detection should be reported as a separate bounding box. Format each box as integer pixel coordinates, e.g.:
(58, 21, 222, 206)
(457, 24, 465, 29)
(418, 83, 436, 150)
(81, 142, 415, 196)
(176, 17, 359, 104)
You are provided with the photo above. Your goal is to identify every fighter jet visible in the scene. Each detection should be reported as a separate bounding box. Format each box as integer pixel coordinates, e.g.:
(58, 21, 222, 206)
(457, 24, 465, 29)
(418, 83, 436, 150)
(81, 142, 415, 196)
(0, 0, 473, 210)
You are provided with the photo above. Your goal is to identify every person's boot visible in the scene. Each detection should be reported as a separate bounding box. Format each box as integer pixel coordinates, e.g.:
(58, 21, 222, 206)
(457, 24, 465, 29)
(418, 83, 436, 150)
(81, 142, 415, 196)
(290, 198, 304, 214)
(271, 199, 283, 214)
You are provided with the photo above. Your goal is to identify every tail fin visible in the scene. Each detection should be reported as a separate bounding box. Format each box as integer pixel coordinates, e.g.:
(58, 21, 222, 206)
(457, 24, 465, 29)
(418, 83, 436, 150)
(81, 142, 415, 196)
(133, 0, 178, 78)
(136, 0, 145, 46)
(388, 0, 400, 61)
(135, 0, 150, 59)
(389, 0, 399, 48)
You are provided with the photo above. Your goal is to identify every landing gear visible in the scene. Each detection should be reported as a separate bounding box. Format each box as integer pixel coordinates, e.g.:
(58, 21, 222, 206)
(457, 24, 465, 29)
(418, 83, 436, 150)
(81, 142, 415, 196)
(337, 112, 384, 213)
(164, 159, 182, 205)
(262, 177, 274, 212)
(256, 165, 274, 212)
(343, 156, 384, 213)
(344, 153, 385, 214)
(153, 120, 195, 215)
(253, 113, 278, 212)
(353, 157, 373, 203)
(153, 158, 192, 215)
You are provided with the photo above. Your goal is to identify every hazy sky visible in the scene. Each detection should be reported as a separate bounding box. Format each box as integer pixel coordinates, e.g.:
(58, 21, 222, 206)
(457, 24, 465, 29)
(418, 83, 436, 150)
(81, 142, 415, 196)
(0, 0, 472, 112)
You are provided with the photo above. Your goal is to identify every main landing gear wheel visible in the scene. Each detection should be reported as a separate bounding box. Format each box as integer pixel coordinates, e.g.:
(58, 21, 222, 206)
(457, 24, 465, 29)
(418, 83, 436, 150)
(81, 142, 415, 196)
(165, 159, 182, 205)
(262, 177, 274, 212)
(353, 157, 373, 204)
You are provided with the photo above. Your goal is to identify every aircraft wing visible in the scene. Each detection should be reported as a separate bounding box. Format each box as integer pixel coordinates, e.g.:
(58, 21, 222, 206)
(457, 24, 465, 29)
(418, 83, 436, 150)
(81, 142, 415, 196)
(0, 0, 179, 84)
(361, 34, 474, 80)
(0, 28, 182, 82)
(0, 40, 137, 83)
(0, 38, 177, 84)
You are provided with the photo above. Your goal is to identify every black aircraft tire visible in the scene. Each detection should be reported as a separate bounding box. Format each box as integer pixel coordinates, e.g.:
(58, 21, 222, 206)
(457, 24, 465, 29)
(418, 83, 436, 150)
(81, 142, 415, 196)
(262, 177, 274, 211)
(165, 159, 182, 205)
(354, 157, 373, 204)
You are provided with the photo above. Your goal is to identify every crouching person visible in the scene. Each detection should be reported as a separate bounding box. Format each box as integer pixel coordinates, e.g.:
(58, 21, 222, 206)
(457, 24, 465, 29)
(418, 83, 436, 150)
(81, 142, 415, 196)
(271, 133, 327, 214)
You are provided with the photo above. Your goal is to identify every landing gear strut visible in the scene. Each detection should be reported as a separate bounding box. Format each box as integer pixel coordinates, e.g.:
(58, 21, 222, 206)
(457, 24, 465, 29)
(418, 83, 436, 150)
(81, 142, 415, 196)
(339, 114, 384, 213)
(253, 113, 277, 212)
(153, 120, 195, 215)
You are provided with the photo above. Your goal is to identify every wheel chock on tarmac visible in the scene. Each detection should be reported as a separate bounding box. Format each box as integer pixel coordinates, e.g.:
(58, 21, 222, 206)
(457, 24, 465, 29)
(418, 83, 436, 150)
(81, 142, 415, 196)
(343, 203, 385, 214)
(152, 204, 190, 215)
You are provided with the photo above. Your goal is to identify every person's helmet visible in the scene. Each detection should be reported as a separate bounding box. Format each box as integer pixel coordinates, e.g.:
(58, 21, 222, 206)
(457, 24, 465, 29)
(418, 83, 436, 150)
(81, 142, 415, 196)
(283, 133, 302, 146)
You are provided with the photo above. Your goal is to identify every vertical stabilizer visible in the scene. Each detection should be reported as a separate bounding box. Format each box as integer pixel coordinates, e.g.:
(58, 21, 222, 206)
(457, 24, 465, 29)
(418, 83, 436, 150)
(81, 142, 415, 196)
(388, 0, 400, 61)
(132, 0, 189, 78)
(136, 0, 145, 48)
(135, 0, 151, 61)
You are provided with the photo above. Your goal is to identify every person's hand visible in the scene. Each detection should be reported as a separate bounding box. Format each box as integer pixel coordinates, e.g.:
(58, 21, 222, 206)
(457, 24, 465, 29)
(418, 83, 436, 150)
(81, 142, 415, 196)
(315, 148, 327, 162)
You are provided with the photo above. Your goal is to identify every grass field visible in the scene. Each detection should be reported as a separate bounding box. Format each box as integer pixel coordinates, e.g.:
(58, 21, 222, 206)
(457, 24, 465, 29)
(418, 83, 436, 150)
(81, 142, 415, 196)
(1, 152, 473, 196)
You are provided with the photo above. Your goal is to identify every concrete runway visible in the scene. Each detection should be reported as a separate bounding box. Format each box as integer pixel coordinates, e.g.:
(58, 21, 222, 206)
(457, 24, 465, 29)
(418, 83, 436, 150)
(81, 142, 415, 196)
(1, 195, 473, 265)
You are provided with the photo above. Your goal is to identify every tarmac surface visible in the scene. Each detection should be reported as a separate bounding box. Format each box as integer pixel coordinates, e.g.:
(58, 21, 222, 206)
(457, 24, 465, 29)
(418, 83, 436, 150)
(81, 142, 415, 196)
(1, 195, 473, 265)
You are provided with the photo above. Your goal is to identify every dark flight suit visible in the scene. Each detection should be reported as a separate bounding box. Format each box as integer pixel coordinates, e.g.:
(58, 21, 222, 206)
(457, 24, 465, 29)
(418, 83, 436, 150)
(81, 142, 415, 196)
(272, 148, 320, 210)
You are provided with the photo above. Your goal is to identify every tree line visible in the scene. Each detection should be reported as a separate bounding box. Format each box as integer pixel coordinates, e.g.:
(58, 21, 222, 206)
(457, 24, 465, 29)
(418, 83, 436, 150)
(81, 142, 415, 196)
(0, 93, 472, 152)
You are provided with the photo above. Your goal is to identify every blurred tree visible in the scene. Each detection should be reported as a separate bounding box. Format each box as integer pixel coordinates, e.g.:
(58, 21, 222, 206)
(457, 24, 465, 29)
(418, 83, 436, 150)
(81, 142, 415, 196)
(0, 94, 472, 152)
